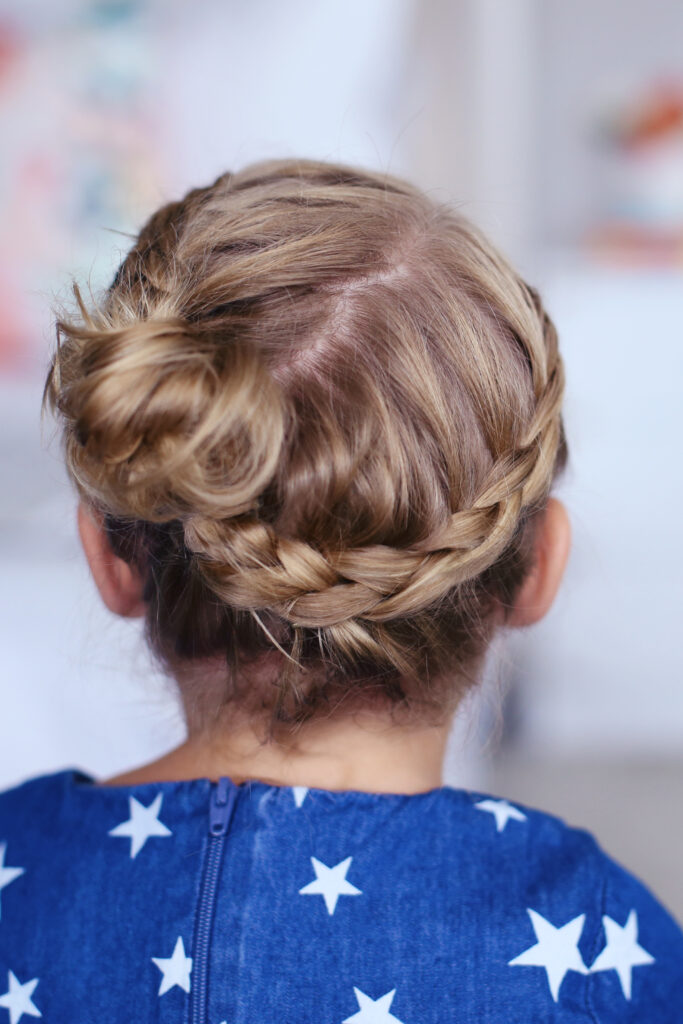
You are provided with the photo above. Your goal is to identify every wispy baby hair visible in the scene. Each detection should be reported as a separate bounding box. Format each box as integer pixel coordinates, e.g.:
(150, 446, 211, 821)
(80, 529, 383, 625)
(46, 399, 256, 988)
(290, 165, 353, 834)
(44, 158, 566, 727)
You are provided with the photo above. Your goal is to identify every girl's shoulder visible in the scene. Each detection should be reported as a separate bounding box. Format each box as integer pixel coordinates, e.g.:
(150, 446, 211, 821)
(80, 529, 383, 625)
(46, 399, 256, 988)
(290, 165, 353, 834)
(437, 784, 683, 1015)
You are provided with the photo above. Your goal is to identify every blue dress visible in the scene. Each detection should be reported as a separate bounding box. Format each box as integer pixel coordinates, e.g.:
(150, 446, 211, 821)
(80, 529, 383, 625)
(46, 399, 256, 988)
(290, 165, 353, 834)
(0, 768, 681, 1022)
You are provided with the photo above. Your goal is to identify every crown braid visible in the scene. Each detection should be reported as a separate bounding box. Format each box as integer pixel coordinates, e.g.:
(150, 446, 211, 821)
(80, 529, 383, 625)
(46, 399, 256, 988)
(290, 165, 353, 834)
(181, 301, 562, 627)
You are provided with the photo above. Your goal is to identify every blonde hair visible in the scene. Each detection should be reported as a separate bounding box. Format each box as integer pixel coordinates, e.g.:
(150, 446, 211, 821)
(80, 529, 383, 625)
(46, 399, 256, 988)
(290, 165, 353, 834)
(44, 159, 566, 726)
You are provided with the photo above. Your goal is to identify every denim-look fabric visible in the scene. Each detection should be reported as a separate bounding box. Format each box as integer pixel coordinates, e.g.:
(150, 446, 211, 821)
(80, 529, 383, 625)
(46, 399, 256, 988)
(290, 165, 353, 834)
(0, 769, 681, 1023)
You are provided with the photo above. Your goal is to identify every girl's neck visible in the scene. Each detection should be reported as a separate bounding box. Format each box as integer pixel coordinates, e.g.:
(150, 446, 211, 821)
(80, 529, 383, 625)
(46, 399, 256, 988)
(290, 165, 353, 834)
(102, 710, 452, 793)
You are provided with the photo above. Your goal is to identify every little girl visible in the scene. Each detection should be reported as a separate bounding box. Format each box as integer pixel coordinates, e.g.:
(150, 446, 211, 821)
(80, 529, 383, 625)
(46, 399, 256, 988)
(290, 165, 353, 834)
(1, 159, 681, 1022)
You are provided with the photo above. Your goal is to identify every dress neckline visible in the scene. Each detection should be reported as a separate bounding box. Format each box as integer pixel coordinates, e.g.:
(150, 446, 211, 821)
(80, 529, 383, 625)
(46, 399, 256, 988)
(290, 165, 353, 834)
(63, 766, 458, 803)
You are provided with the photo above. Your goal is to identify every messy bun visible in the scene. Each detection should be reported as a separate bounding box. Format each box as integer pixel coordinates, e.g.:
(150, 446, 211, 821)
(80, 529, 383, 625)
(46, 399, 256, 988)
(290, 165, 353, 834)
(44, 159, 566, 727)
(51, 314, 283, 521)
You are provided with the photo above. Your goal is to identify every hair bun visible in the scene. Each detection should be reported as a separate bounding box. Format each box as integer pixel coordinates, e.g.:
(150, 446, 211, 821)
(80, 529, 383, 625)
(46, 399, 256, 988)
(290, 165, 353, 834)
(46, 302, 284, 522)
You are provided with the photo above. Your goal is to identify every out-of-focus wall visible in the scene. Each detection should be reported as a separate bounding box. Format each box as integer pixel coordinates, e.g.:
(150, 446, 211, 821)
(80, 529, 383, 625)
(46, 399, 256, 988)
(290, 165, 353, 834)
(155, 0, 415, 194)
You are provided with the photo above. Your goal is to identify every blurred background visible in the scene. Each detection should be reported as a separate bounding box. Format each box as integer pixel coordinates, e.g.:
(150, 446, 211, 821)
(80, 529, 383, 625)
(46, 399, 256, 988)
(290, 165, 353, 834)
(1, 0, 682, 916)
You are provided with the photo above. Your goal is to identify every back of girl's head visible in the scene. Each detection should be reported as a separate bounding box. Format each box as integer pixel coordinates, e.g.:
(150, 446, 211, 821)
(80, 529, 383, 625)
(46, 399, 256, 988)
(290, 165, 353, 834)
(44, 158, 566, 729)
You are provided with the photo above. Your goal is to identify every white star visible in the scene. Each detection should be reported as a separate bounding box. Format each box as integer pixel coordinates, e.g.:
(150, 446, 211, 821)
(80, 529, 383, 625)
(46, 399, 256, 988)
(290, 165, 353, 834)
(475, 798, 527, 833)
(0, 970, 41, 1024)
(509, 908, 588, 1002)
(0, 843, 25, 919)
(292, 786, 308, 808)
(108, 793, 172, 858)
(343, 987, 404, 1023)
(151, 936, 192, 996)
(299, 856, 362, 915)
(590, 909, 654, 999)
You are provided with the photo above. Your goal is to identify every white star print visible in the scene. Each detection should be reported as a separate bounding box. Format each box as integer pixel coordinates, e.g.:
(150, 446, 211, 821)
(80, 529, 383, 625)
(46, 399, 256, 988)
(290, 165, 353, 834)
(343, 987, 404, 1023)
(292, 786, 308, 808)
(0, 970, 41, 1024)
(108, 793, 172, 858)
(299, 856, 362, 915)
(0, 843, 25, 919)
(151, 936, 192, 996)
(590, 909, 654, 999)
(509, 908, 588, 1002)
(475, 798, 527, 833)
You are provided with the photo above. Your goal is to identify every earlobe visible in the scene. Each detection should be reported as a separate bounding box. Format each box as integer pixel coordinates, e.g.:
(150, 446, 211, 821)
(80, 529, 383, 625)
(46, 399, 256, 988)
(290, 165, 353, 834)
(507, 498, 571, 628)
(77, 503, 147, 618)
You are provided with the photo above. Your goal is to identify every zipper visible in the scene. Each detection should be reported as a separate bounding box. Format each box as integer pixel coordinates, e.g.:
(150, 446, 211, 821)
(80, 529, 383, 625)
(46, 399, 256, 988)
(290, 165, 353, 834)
(191, 776, 237, 1024)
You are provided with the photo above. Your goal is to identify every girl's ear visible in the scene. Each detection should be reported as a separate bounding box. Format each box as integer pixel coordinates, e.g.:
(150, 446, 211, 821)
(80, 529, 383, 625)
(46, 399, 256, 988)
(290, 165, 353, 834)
(77, 503, 147, 618)
(507, 497, 571, 628)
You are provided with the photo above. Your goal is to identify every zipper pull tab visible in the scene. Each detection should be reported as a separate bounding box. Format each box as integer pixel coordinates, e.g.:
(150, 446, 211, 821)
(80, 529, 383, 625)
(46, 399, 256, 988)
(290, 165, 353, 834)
(209, 776, 236, 837)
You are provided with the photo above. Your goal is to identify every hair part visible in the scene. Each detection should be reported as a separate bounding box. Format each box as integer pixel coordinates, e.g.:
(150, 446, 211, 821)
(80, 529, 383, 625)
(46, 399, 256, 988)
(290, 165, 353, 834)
(44, 158, 567, 732)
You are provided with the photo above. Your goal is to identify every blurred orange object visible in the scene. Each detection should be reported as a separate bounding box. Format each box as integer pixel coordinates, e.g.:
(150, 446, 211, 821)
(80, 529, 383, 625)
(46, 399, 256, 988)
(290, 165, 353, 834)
(618, 83, 683, 150)
(592, 81, 683, 264)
